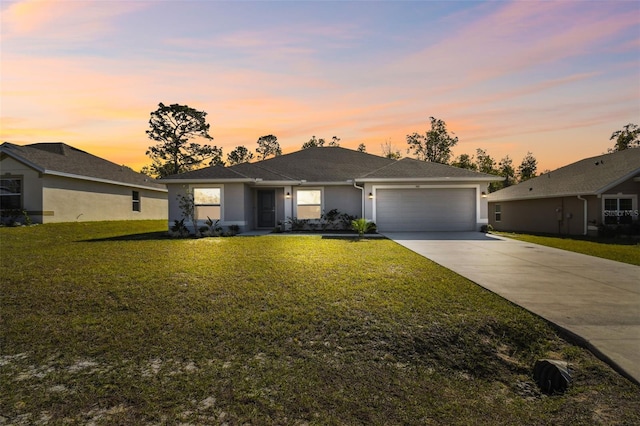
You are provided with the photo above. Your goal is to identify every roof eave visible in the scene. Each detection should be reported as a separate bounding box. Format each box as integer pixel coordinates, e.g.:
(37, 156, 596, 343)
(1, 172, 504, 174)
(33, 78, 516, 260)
(487, 191, 596, 202)
(44, 170, 168, 192)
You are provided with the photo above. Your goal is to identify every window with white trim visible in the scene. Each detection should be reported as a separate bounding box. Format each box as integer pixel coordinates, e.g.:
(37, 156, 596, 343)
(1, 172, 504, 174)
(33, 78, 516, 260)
(194, 188, 221, 220)
(603, 196, 636, 225)
(132, 191, 141, 212)
(494, 204, 501, 222)
(0, 178, 22, 210)
(296, 189, 322, 219)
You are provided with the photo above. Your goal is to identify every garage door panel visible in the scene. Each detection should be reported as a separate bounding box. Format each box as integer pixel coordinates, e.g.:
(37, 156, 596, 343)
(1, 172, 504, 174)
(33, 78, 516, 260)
(376, 188, 475, 232)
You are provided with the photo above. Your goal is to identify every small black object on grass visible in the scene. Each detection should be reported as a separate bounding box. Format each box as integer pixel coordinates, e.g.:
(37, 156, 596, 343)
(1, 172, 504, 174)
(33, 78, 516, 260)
(533, 359, 572, 394)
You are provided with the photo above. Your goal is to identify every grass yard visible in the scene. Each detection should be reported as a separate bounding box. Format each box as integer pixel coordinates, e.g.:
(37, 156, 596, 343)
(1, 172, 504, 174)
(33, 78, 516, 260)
(1, 221, 639, 425)
(495, 232, 640, 266)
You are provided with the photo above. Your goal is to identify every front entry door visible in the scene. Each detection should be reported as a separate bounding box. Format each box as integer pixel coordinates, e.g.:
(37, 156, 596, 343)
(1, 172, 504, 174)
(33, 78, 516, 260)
(257, 190, 276, 228)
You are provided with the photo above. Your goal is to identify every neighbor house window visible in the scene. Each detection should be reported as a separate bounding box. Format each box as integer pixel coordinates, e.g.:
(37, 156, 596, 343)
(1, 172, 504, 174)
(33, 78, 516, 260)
(494, 204, 501, 222)
(132, 191, 141, 212)
(194, 188, 221, 220)
(0, 178, 22, 210)
(296, 189, 322, 219)
(603, 196, 635, 225)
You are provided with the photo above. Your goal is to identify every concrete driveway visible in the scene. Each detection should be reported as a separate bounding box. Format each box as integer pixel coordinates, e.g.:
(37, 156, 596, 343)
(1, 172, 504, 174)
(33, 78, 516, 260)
(383, 232, 640, 385)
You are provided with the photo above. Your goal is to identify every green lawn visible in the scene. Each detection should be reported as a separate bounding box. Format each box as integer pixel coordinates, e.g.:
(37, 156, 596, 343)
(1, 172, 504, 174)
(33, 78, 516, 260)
(495, 232, 640, 266)
(1, 221, 639, 425)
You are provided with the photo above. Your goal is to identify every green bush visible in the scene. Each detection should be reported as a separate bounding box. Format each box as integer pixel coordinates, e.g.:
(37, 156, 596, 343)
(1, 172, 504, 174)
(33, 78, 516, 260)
(351, 218, 374, 238)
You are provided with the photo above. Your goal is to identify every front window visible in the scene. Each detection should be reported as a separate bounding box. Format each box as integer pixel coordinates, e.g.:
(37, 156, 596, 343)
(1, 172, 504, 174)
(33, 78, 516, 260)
(296, 189, 322, 219)
(194, 188, 221, 220)
(604, 197, 635, 225)
(0, 178, 22, 210)
(494, 204, 501, 222)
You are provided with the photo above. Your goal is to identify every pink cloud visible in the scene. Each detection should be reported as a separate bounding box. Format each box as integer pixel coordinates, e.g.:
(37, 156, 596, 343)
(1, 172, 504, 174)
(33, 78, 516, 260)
(396, 1, 638, 93)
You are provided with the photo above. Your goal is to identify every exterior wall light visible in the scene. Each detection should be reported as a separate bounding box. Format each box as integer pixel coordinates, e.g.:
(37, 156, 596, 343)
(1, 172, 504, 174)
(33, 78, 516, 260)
(368, 192, 373, 199)
(481, 191, 487, 198)
(285, 192, 291, 199)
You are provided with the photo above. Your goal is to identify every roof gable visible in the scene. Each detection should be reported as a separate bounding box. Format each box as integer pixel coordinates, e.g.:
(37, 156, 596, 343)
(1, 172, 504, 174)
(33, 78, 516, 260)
(488, 148, 640, 202)
(1, 142, 166, 190)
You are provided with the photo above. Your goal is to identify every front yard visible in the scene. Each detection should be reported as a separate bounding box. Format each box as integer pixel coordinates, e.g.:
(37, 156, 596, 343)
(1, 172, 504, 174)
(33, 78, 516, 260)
(1, 221, 639, 425)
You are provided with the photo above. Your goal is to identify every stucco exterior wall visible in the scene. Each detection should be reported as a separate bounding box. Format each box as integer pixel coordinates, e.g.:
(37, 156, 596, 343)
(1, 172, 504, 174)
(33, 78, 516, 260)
(42, 175, 167, 223)
(244, 185, 255, 231)
(166, 184, 185, 227)
(166, 181, 495, 232)
(323, 186, 362, 218)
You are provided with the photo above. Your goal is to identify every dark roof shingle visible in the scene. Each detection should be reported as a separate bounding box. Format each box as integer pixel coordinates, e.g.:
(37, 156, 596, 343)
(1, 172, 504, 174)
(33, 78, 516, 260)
(362, 157, 500, 180)
(162, 147, 502, 182)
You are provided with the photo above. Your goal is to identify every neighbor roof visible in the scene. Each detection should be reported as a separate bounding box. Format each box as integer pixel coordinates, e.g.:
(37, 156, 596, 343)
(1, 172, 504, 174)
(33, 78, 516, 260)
(488, 148, 640, 202)
(0, 142, 166, 191)
(162, 147, 501, 183)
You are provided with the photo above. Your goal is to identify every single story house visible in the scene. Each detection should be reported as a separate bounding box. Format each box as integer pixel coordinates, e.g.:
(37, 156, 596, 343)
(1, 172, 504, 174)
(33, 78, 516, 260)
(0, 142, 168, 224)
(487, 148, 640, 236)
(160, 147, 502, 233)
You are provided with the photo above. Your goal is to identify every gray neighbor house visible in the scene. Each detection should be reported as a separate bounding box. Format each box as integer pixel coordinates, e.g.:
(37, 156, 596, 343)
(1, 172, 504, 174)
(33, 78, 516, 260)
(488, 148, 640, 236)
(161, 147, 501, 233)
(0, 142, 168, 224)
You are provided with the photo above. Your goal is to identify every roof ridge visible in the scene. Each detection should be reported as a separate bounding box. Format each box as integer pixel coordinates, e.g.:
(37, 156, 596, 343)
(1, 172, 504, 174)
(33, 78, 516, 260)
(246, 162, 299, 180)
(358, 157, 401, 178)
(220, 164, 252, 179)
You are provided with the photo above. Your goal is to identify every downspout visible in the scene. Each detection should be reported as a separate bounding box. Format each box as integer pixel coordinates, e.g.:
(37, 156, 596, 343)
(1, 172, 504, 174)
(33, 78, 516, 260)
(577, 195, 587, 236)
(353, 180, 365, 218)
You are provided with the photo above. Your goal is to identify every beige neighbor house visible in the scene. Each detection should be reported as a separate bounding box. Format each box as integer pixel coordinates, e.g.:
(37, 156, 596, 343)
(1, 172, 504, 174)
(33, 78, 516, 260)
(488, 148, 640, 236)
(161, 147, 502, 233)
(0, 142, 168, 224)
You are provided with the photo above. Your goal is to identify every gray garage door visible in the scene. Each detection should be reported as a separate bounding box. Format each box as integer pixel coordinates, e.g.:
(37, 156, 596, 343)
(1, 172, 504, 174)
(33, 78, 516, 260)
(376, 188, 476, 232)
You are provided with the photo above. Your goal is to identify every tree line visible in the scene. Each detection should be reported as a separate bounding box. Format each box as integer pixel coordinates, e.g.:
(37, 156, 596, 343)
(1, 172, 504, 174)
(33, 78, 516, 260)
(403, 116, 538, 192)
(142, 103, 638, 188)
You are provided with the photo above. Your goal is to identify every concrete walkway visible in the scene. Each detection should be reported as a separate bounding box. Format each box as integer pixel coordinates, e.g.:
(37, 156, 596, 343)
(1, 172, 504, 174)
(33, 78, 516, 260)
(384, 232, 640, 385)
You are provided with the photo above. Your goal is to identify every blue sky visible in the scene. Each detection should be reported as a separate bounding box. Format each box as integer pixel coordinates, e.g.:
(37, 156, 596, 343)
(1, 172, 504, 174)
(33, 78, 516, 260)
(1, 0, 638, 172)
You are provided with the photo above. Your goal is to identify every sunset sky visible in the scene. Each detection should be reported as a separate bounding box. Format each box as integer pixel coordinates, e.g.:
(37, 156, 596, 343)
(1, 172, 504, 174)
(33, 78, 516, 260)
(1, 0, 638, 173)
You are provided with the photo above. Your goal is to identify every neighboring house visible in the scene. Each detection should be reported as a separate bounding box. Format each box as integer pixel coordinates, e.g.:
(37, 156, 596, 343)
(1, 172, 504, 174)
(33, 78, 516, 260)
(488, 148, 640, 236)
(0, 142, 168, 224)
(161, 147, 501, 233)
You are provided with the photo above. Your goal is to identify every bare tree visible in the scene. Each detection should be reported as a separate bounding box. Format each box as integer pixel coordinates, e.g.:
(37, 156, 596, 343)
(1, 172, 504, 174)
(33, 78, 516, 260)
(381, 140, 401, 160)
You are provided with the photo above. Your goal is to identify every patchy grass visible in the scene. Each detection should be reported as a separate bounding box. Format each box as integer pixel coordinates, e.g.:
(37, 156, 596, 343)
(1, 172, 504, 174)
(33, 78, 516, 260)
(495, 232, 640, 266)
(1, 221, 639, 425)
